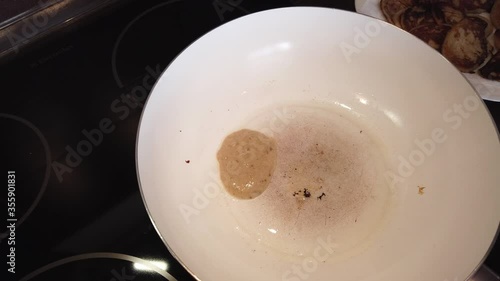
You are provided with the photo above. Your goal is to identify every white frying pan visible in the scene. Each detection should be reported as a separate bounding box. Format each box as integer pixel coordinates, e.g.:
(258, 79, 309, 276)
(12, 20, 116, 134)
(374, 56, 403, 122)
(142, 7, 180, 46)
(136, 7, 500, 281)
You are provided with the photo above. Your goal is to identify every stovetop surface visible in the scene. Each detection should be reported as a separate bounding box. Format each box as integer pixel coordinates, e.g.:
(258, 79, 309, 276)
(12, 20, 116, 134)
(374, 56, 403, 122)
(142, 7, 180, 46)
(1, 0, 499, 280)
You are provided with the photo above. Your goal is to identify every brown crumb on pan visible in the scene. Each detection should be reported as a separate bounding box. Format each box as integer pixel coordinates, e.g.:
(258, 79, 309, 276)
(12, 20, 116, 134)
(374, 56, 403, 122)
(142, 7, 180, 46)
(317, 192, 326, 200)
(418, 186, 425, 195)
(185, 160, 190, 164)
(303, 188, 311, 198)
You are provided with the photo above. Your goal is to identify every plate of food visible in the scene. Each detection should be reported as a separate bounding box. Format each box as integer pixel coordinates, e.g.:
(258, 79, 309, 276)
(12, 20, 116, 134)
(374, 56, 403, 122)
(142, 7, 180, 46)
(355, 0, 500, 101)
(136, 7, 500, 281)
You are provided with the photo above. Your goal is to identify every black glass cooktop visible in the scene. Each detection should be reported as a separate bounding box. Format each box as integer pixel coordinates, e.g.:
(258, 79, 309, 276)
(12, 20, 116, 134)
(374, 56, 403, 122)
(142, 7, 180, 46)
(1, 0, 499, 280)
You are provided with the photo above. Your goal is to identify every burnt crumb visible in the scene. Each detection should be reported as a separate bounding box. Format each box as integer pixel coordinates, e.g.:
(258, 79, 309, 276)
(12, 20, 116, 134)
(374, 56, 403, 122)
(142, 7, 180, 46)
(294, 168, 297, 171)
(303, 188, 311, 198)
(185, 160, 190, 163)
(317, 192, 326, 200)
(293, 188, 314, 198)
(360, 130, 362, 133)
(179, 130, 182, 132)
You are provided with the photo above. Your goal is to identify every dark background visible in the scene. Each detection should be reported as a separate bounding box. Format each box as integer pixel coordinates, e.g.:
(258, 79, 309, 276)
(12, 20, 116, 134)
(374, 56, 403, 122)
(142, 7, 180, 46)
(0, 0, 498, 280)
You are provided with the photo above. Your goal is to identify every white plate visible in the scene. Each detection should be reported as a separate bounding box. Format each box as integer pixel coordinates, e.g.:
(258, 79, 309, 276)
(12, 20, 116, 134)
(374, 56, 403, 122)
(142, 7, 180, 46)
(137, 7, 500, 281)
(355, 0, 500, 102)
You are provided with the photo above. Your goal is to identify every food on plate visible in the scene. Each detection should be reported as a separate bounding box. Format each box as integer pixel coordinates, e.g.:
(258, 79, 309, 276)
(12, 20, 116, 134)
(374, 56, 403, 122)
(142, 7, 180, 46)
(442, 17, 490, 72)
(401, 5, 437, 30)
(409, 23, 451, 49)
(492, 0, 500, 28)
(451, 0, 495, 13)
(379, 0, 499, 80)
(432, 3, 464, 25)
(479, 51, 500, 80)
(470, 14, 495, 36)
(392, 8, 407, 27)
(217, 129, 277, 199)
(495, 29, 500, 49)
(380, 0, 414, 24)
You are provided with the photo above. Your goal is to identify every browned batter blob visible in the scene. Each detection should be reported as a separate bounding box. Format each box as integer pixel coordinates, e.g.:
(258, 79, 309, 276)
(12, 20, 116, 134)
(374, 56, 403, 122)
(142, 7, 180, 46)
(217, 129, 277, 199)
